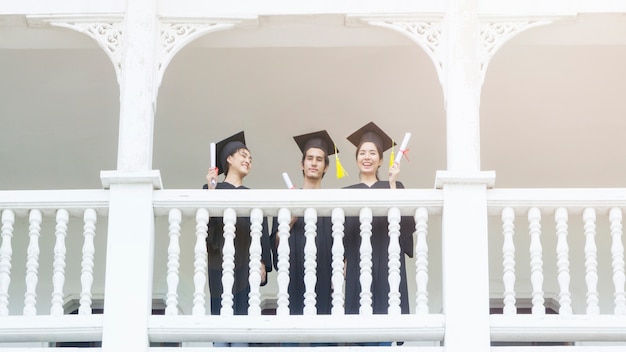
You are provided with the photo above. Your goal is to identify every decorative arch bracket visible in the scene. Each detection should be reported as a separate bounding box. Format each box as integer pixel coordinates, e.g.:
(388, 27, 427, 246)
(27, 14, 124, 84)
(157, 17, 259, 88)
(478, 15, 576, 85)
(346, 14, 444, 85)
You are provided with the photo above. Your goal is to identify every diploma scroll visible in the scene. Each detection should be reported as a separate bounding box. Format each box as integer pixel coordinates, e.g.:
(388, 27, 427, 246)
(394, 132, 411, 164)
(282, 172, 295, 189)
(210, 142, 217, 188)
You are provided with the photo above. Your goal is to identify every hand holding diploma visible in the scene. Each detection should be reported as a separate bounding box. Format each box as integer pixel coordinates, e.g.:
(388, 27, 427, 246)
(209, 142, 217, 188)
(389, 132, 411, 182)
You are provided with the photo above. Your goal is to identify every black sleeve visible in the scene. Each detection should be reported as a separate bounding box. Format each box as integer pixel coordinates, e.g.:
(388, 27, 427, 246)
(269, 217, 279, 270)
(260, 216, 273, 274)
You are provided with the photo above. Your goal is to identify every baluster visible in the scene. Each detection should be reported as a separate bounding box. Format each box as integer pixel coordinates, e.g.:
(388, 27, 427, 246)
(414, 207, 429, 315)
(24, 209, 42, 316)
(303, 208, 318, 315)
(528, 207, 545, 315)
(276, 208, 291, 316)
(79, 209, 97, 315)
(555, 208, 572, 315)
(387, 207, 401, 315)
(583, 208, 599, 315)
(220, 208, 236, 316)
(248, 208, 263, 316)
(331, 208, 345, 315)
(609, 208, 626, 315)
(359, 207, 373, 315)
(276, 208, 291, 315)
(0, 210, 15, 316)
(501, 207, 516, 315)
(51, 209, 69, 316)
(193, 208, 208, 316)
(165, 209, 182, 315)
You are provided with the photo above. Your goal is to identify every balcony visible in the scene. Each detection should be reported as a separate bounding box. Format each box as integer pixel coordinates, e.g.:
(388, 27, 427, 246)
(1, 186, 626, 350)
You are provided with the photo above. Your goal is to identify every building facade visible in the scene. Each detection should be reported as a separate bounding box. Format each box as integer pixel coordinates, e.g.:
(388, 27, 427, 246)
(2, 0, 626, 351)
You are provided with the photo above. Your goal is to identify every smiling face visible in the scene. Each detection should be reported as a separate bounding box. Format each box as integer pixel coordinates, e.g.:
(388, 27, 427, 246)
(226, 147, 252, 177)
(301, 147, 328, 180)
(356, 141, 383, 177)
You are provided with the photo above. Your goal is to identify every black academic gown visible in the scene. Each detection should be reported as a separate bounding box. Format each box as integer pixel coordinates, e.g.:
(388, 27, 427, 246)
(270, 215, 334, 315)
(203, 182, 272, 315)
(343, 180, 414, 314)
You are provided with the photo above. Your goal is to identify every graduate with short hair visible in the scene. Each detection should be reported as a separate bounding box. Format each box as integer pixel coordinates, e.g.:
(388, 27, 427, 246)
(271, 130, 339, 317)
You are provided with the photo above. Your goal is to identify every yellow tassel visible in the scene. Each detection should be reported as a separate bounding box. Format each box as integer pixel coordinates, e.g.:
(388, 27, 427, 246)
(335, 144, 347, 179)
(389, 140, 395, 168)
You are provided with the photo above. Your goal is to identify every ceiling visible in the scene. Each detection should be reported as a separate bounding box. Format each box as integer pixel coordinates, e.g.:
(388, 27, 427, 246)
(1, 13, 626, 191)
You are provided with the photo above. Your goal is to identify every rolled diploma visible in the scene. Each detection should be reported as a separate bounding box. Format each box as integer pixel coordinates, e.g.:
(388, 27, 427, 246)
(394, 132, 411, 164)
(282, 172, 294, 189)
(210, 142, 217, 187)
(210, 143, 216, 169)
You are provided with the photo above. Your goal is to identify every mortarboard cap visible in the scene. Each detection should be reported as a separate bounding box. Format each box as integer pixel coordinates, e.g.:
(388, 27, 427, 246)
(215, 131, 246, 175)
(293, 130, 338, 156)
(346, 121, 395, 152)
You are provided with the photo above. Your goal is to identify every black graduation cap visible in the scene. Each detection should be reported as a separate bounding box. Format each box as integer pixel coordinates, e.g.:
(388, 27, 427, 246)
(215, 131, 246, 175)
(293, 130, 338, 156)
(346, 121, 395, 152)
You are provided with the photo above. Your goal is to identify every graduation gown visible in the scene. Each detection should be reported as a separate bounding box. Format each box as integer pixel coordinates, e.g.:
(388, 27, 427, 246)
(203, 182, 272, 315)
(270, 215, 334, 315)
(343, 180, 414, 314)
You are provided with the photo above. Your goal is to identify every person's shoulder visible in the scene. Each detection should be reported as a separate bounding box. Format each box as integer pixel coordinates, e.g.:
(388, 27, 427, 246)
(216, 182, 249, 189)
(343, 183, 366, 189)
(372, 180, 405, 189)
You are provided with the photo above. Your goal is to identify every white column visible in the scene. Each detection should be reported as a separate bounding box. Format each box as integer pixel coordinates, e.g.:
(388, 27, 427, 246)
(100, 0, 160, 349)
(101, 182, 156, 352)
(437, 1, 491, 351)
(116, 0, 158, 172)
(440, 183, 491, 352)
(443, 0, 481, 172)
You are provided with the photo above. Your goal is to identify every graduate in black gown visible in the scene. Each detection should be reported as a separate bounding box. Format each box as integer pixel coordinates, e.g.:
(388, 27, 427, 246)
(203, 131, 273, 328)
(343, 122, 415, 319)
(270, 130, 338, 317)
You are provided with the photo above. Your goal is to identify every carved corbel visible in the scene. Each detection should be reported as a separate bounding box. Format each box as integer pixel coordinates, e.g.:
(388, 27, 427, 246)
(478, 16, 572, 85)
(346, 14, 444, 85)
(27, 15, 124, 83)
(157, 17, 259, 88)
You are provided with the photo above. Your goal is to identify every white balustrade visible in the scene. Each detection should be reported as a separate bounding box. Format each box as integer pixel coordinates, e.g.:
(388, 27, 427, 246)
(79, 208, 97, 315)
(276, 207, 291, 316)
(303, 208, 318, 315)
(193, 208, 208, 316)
(166, 208, 182, 315)
(51, 209, 69, 316)
(220, 208, 236, 316)
(582, 207, 599, 315)
(554, 207, 572, 315)
(414, 207, 429, 315)
(358, 207, 373, 315)
(528, 207, 545, 315)
(387, 207, 401, 315)
(609, 207, 626, 315)
(330, 207, 345, 315)
(24, 209, 42, 316)
(247, 208, 263, 315)
(0, 209, 14, 317)
(501, 207, 516, 315)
